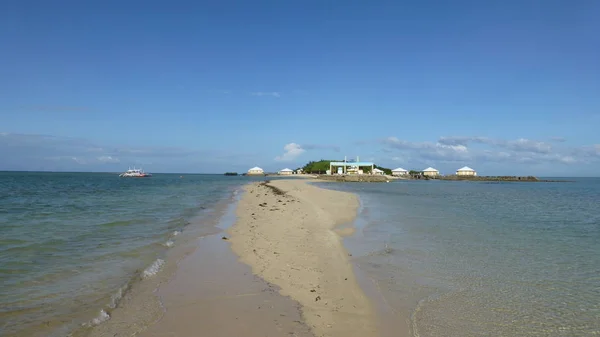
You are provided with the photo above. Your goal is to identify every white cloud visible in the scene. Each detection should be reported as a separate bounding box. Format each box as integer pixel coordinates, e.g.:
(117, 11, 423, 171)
(382, 135, 598, 168)
(274, 143, 306, 162)
(251, 92, 281, 98)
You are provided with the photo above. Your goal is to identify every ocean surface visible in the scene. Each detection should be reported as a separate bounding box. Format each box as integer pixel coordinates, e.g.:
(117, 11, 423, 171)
(0, 172, 260, 337)
(318, 178, 600, 337)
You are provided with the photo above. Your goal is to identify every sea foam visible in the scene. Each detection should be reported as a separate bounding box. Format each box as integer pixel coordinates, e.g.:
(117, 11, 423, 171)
(90, 309, 110, 326)
(142, 259, 164, 279)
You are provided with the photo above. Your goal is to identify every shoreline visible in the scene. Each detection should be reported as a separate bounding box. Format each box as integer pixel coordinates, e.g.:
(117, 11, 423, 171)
(228, 179, 380, 337)
(82, 193, 238, 337)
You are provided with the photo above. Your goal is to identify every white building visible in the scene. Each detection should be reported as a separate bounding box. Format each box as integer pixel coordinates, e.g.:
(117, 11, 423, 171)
(247, 166, 264, 175)
(372, 168, 385, 175)
(456, 166, 477, 176)
(295, 169, 303, 174)
(391, 167, 408, 176)
(422, 167, 440, 177)
(279, 168, 293, 175)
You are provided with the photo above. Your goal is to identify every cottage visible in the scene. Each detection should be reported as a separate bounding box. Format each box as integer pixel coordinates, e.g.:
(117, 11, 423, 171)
(279, 168, 293, 175)
(247, 166, 264, 175)
(391, 167, 408, 176)
(422, 167, 440, 177)
(372, 168, 385, 175)
(456, 166, 477, 176)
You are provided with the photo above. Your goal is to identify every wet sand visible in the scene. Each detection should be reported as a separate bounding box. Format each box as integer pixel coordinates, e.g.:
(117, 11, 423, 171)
(138, 234, 314, 337)
(228, 179, 379, 337)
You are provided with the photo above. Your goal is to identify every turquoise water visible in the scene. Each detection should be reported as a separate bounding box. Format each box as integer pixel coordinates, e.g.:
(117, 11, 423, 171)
(0, 172, 256, 337)
(320, 179, 600, 336)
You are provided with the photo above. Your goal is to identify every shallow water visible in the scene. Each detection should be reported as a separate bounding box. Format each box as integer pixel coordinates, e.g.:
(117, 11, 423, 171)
(318, 178, 600, 337)
(0, 172, 261, 337)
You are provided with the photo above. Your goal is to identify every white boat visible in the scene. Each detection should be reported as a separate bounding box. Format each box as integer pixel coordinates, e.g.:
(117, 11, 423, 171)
(119, 167, 152, 178)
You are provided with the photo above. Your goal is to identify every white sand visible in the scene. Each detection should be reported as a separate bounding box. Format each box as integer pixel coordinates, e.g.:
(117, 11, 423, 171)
(229, 179, 379, 337)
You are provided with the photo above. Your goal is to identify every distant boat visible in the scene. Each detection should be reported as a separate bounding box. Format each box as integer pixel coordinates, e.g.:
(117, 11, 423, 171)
(119, 167, 152, 178)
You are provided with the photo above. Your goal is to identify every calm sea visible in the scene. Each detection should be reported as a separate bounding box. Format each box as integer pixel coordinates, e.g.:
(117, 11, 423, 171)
(318, 178, 600, 337)
(0, 172, 257, 337)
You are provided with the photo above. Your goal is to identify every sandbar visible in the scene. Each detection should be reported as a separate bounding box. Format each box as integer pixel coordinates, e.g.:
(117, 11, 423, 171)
(228, 179, 379, 337)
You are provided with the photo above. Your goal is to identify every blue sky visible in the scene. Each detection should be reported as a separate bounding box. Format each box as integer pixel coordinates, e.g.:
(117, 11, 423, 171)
(1, 0, 599, 175)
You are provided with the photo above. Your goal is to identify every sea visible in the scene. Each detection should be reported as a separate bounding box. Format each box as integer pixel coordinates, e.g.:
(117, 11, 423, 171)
(2, 173, 599, 337)
(317, 178, 600, 337)
(0, 172, 261, 337)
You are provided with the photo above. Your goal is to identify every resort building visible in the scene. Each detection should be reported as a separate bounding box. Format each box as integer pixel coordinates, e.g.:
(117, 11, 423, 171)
(372, 168, 385, 175)
(247, 166, 264, 175)
(295, 169, 303, 174)
(329, 157, 374, 175)
(391, 167, 408, 176)
(456, 166, 477, 176)
(278, 168, 293, 175)
(422, 167, 440, 177)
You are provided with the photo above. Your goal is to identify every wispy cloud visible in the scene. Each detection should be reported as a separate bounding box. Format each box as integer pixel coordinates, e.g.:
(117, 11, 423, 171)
(381, 135, 597, 168)
(251, 92, 281, 98)
(97, 155, 120, 163)
(550, 136, 567, 143)
(0, 132, 241, 171)
(302, 144, 341, 152)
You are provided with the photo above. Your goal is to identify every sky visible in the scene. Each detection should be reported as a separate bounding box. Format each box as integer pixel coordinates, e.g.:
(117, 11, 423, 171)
(1, 0, 599, 176)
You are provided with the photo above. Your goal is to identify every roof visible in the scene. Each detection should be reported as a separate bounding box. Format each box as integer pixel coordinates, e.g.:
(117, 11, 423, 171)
(330, 161, 374, 166)
(423, 167, 439, 172)
(457, 166, 475, 172)
(372, 168, 384, 172)
(392, 167, 407, 172)
(279, 168, 293, 172)
(248, 166, 263, 171)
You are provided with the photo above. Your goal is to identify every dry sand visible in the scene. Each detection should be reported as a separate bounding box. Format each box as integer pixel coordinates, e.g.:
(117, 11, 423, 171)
(229, 179, 379, 337)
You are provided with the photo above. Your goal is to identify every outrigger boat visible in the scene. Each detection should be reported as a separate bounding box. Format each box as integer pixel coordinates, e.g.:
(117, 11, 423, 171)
(119, 167, 152, 177)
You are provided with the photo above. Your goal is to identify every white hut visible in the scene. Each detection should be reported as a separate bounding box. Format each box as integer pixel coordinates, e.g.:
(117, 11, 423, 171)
(456, 166, 477, 176)
(422, 167, 440, 177)
(279, 168, 293, 175)
(372, 168, 385, 175)
(247, 166, 264, 175)
(391, 167, 408, 176)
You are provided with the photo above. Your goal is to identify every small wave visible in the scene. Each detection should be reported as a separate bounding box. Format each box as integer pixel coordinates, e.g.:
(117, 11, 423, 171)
(90, 309, 110, 326)
(142, 259, 164, 279)
(163, 240, 174, 248)
(109, 284, 129, 309)
(100, 219, 141, 228)
(172, 230, 181, 236)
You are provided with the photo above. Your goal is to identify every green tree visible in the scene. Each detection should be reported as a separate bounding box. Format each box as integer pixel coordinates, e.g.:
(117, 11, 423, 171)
(302, 159, 341, 174)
